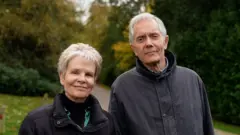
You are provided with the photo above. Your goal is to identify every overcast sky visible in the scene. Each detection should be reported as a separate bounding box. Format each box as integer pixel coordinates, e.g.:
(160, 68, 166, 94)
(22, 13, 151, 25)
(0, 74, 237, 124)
(70, 0, 109, 23)
(66, 0, 93, 22)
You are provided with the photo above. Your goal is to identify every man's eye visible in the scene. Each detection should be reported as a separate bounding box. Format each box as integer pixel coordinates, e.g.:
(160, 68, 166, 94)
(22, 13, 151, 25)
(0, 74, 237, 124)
(151, 34, 159, 38)
(137, 36, 145, 42)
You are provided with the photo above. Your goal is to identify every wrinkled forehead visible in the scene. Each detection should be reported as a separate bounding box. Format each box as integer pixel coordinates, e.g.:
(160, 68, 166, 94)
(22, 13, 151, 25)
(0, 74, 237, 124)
(133, 19, 160, 36)
(133, 18, 158, 28)
(135, 30, 161, 37)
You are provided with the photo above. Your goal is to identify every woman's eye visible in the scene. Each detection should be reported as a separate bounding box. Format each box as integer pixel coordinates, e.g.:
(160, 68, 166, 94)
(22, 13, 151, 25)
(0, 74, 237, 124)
(86, 73, 94, 77)
(71, 70, 79, 74)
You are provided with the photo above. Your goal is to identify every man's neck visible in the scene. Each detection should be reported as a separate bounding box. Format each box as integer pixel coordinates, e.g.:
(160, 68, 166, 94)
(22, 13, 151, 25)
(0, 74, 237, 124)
(144, 58, 166, 73)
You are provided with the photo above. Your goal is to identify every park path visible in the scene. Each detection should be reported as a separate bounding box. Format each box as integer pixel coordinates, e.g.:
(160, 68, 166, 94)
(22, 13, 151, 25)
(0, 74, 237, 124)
(92, 85, 238, 135)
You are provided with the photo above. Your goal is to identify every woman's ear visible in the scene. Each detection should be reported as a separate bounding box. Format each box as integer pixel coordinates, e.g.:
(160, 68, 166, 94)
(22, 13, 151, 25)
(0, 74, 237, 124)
(59, 72, 64, 85)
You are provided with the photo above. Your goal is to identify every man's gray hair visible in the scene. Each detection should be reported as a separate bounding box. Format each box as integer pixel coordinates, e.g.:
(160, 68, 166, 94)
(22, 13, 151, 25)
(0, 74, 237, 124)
(58, 43, 102, 79)
(129, 12, 167, 44)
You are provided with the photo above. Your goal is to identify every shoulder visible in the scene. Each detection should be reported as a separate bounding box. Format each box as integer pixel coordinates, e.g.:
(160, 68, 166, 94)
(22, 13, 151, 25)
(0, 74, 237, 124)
(112, 67, 137, 87)
(101, 110, 117, 134)
(101, 110, 114, 123)
(175, 66, 205, 87)
(102, 110, 112, 119)
(19, 104, 53, 133)
(102, 110, 115, 127)
(25, 104, 53, 123)
(175, 66, 201, 78)
(176, 66, 198, 75)
(115, 68, 136, 81)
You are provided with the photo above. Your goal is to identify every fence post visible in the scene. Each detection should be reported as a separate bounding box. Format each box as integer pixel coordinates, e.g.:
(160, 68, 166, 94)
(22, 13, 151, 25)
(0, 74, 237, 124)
(0, 105, 6, 134)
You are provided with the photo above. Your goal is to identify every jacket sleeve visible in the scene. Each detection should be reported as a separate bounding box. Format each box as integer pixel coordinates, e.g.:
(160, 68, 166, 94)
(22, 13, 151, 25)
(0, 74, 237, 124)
(198, 77, 215, 135)
(18, 115, 36, 135)
(108, 85, 126, 135)
(107, 111, 120, 135)
(102, 110, 119, 135)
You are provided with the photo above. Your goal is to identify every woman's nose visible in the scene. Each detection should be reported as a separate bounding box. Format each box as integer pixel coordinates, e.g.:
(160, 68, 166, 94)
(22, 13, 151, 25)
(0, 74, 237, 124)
(77, 74, 86, 83)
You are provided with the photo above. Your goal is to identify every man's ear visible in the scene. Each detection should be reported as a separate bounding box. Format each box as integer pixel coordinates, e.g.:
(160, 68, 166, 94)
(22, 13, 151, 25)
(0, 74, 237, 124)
(130, 44, 138, 56)
(164, 35, 169, 50)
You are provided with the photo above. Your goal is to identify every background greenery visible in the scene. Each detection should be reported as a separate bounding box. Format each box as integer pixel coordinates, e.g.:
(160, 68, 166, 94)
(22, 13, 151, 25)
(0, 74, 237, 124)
(0, 94, 52, 135)
(0, 0, 239, 131)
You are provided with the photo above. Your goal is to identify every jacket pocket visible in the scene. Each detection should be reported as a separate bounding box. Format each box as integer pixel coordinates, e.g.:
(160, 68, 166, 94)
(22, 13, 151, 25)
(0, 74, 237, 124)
(151, 116, 165, 135)
(153, 115, 178, 135)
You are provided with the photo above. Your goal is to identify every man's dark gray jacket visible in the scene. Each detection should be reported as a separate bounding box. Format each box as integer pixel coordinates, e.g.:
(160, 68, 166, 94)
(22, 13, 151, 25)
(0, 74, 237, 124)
(109, 51, 215, 135)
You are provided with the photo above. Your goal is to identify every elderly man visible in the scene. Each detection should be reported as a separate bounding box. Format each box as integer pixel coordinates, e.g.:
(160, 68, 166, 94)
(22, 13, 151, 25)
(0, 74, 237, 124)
(109, 12, 214, 135)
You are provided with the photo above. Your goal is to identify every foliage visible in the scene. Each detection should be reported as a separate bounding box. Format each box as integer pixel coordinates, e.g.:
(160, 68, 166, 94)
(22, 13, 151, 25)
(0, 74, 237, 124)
(152, 0, 240, 125)
(0, 0, 84, 81)
(112, 41, 134, 73)
(82, 2, 111, 49)
(0, 0, 239, 126)
(0, 63, 61, 97)
(98, 0, 147, 85)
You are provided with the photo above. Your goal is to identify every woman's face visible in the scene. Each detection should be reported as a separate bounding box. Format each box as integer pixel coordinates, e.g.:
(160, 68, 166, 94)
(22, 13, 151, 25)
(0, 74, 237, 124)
(59, 55, 96, 103)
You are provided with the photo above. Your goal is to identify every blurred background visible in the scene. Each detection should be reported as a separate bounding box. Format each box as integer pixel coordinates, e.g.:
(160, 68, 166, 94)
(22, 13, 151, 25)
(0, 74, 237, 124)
(0, 0, 239, 134)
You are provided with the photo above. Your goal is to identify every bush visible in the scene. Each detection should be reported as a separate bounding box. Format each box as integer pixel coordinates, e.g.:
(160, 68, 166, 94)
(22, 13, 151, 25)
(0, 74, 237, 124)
(0, 63, 61, 97)
(173, 9, 240, 125)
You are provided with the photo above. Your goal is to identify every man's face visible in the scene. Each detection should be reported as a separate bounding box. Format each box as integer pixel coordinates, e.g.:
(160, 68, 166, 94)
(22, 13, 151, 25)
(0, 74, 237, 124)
(131, 19, 168, 65)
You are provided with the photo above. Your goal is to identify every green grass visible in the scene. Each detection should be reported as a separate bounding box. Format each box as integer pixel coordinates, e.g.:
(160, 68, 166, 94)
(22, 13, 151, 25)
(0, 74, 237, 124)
(0, 93, 240, 135)
(214, 120, 240, 134)
(0, 94, 52, 135)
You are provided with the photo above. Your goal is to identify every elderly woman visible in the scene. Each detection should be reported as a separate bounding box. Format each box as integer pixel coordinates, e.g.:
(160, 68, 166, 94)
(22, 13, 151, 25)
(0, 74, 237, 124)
(19, 43, 116, 135)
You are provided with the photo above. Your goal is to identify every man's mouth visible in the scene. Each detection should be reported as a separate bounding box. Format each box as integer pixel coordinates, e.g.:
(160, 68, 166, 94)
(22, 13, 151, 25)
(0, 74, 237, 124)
(74, 86, 87, 89)
(145, 51, 156, 54)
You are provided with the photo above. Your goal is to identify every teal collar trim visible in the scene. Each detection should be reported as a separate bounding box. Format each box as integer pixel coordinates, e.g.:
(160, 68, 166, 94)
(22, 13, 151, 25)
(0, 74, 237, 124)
(84, 107, 90, 127)
(64, 107, 91, 128)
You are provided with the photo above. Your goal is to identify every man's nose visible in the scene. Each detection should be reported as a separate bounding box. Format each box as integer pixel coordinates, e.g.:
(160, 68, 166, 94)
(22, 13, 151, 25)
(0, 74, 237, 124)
(145, 37, 153, 47)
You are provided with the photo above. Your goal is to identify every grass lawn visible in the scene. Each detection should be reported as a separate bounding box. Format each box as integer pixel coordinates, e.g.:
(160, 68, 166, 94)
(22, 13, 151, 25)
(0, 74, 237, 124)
(0, 94, 53, 135)
(214, 120, 240, 134)
(0, 93, 240, 135)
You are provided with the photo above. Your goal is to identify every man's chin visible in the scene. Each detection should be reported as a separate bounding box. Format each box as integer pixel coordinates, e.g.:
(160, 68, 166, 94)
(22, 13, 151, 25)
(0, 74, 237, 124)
(145, 59, 160, 65)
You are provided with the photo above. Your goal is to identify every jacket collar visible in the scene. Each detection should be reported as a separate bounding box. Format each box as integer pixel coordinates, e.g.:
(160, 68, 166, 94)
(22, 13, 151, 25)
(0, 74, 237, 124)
(52, 94, 108, 127)
(136, 50, 176, 80)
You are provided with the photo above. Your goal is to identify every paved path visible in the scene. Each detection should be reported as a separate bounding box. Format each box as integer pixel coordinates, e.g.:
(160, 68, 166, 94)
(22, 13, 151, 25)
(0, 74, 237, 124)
(92, 85, 110, 111)
(92, 85, 238, 135)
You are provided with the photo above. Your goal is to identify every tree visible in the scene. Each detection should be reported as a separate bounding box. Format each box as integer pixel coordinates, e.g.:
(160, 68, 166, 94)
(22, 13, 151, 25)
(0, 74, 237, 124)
(82, 2, 111, 49)
(98, 0, 147, 85)
(152, 0, 240, 125)
(0, 0, 84, 81)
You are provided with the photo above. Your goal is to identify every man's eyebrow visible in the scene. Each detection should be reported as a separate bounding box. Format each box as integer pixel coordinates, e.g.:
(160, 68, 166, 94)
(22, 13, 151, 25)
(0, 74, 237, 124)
(136, 33, 147, 36)
(137, 34, 145, 37)
(150, 31, 160, 34)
